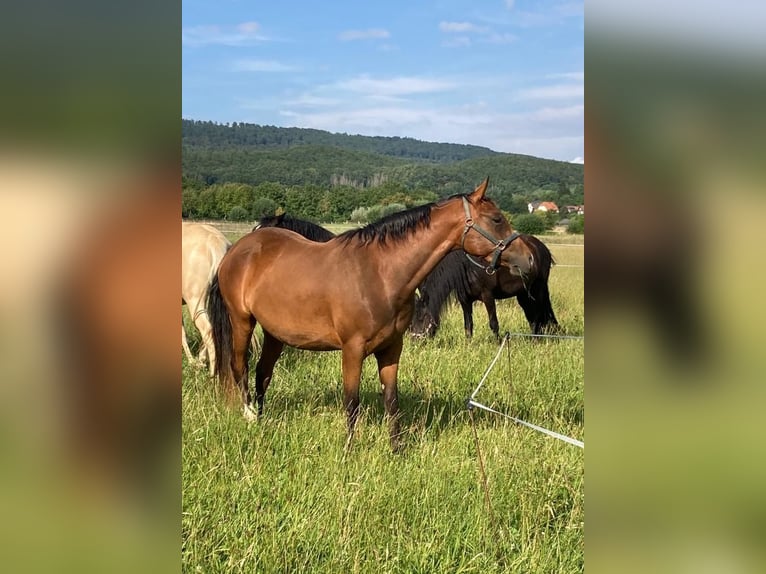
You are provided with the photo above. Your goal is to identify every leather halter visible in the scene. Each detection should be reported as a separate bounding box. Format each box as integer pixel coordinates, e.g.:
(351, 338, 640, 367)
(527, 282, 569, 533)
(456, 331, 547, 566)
(460, 196, 521, 275)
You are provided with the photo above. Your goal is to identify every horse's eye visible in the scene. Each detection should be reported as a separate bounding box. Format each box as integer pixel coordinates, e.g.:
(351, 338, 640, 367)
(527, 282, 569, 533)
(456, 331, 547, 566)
(492, 215, 503, 224)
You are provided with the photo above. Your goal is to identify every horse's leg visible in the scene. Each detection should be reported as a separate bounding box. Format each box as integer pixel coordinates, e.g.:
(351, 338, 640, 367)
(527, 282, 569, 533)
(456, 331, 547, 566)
(341, 342, 365, 450)
(460, 299, 474, 339)
(516, 291, 540, 334)
(193, 309, 215, 376)
(481, 294, 500, 340)
(230, 316, 256, 420)
(254, 331, 284, 417)
(374, 337, 404, 452)
(181, 320, 195, 364)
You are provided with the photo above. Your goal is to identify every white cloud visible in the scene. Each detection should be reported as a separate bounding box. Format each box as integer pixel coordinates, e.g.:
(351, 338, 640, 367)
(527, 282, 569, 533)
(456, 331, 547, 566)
(529, 105, 584, 121)
(484, 32, 517, 44)
(231, 60, 296, 73)
(338, 28, 390, 41)
(237, 21, 260, 34)
(438, 21, 515, 45)
(546, 72, 584, 81)
(505, 0, 516, 9)
(514, 2, 584, 28)
(441, 36, 472, 48)
(182, 22, 270, 47)
(335, 75, 456, 97)
(517, 84, 584, 100)
(570, 156, 584, 164)
(439, 21, 488, 34)
(276, 98, 583, 160)
(285, 95, 342, 108)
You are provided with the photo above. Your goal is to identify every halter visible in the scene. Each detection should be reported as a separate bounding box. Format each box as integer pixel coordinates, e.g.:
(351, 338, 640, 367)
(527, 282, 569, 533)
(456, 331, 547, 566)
(461, 196, 521, 275)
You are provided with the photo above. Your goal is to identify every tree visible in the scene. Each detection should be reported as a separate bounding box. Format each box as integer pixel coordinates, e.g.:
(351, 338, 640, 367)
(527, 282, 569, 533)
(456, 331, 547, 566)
(250, 197, 277, 219)
(228, 206, 249, 221)
(567, 215, 584, 234)
(537, 210, 559, 230)
(512, 214, 547, 235)
(349, 206, 370, 223)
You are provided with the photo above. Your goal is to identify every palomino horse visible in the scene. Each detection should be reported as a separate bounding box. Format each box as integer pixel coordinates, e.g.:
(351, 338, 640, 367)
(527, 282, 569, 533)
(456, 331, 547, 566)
(208, 179, 534, 449)
(410, 235, 559, 339)
(182, 222, 231, 374)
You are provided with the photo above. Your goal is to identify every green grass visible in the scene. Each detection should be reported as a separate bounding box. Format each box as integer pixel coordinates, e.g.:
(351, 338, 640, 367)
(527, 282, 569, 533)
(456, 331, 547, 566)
(182, 237, 584, 573)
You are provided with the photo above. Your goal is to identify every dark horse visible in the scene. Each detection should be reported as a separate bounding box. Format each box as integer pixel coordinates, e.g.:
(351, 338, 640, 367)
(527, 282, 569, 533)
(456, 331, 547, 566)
(207, 179, 535, 449)
(254, 213, 335, 242)
(409, 235, 559, 339)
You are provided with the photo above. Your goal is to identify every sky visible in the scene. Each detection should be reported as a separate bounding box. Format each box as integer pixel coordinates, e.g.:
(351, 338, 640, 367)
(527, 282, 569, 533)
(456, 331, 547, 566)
(182, 1, 583, 162)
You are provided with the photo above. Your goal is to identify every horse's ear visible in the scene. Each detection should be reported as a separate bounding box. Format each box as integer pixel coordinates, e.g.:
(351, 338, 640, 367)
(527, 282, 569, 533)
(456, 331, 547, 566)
(469, 177, 490, 202)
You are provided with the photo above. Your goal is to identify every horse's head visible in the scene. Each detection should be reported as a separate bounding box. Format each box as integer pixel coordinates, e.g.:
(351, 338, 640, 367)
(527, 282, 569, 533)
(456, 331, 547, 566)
(460, 178, 535, 277)
(409, 291, 437, 338)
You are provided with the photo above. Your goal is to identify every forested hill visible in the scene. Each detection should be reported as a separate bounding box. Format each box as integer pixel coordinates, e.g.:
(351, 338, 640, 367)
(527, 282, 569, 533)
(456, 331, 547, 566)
(182, 143, 583, 200)
(182, 120, 583, 222)
(183, 119, 499, 163)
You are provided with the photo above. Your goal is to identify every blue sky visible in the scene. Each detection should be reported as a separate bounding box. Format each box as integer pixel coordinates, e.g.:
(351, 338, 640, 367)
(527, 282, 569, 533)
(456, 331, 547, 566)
(182, 1, 583, 162)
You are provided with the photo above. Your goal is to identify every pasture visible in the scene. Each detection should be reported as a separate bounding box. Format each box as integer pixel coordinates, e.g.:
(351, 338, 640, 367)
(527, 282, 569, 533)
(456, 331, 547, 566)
(182, 226, 584, 573)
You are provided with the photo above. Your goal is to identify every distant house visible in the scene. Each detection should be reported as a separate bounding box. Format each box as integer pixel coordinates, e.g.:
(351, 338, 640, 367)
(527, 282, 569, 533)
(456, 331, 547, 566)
(564, 205, 585, 215)
(536, 201, 559, 213)
(528, 200, 559, 214)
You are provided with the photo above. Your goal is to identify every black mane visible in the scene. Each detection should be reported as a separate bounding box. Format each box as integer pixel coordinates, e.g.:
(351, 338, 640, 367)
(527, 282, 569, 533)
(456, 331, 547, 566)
(417, 251, 475, 319)
(337, 195, 465, 246)
(256, 214, 335, 242)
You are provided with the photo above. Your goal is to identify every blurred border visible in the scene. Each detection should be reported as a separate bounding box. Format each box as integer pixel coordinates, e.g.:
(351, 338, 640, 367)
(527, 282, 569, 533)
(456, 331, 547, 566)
(587, 1, 766, 572)
(0, 2, 180, 572)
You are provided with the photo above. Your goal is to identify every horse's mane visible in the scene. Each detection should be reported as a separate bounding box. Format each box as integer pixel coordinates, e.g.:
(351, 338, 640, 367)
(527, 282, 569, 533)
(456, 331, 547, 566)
(257, 214, 335, 242)
(338, 201, 436, 246)
(338, 193, 472, 247)
(417, 251, 474, 319)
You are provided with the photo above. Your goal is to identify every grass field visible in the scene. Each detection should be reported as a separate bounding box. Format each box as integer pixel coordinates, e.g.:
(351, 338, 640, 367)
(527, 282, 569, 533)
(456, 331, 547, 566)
(182, 229, 584, 573)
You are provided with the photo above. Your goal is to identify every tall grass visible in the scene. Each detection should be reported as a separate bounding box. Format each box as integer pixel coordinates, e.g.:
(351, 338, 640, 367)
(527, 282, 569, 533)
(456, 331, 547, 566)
(182, 238, 584, 573)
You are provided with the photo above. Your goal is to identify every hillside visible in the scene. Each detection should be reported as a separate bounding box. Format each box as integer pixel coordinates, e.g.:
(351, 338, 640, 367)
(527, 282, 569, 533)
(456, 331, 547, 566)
(182, 144, 409, 189)
(183, 119, 498, 163)
(182, 121, 583, 221)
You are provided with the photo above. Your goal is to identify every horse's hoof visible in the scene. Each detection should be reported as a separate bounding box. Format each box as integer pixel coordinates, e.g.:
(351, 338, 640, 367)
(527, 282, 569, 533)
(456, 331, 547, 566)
(243, 404, 258, 421)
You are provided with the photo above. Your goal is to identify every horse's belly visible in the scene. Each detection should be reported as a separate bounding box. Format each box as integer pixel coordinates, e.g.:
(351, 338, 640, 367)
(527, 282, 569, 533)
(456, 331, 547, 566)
(254, 311, 342, 351)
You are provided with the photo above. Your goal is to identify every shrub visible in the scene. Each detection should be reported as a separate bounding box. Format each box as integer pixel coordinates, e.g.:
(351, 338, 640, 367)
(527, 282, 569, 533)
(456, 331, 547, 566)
(250, 197, 277, 219)
(228, 205, 249, 221)
(567, 215, 584, 234)
(365, 205, 384, 222)
(349, 206, 370, 223)
(379, 203, 406, 218)
(512, 213, 547, 235)
(349, 203, 406, 224)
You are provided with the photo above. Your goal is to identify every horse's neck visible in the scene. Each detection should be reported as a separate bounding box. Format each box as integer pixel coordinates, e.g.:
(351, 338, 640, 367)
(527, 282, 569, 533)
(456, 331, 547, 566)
(376, 209, 463, 299)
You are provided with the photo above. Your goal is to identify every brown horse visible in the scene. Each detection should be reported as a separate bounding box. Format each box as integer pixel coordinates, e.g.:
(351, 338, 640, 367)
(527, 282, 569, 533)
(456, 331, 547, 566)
(207, 179, 534, 449)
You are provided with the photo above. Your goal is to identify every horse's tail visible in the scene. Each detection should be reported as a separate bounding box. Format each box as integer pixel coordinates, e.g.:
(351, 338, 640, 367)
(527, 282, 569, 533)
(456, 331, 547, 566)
(207, 274, 233, 389)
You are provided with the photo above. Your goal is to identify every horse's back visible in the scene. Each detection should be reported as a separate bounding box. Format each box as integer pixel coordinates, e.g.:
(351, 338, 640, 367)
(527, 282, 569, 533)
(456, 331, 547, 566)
(223, 227, 340, 288)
